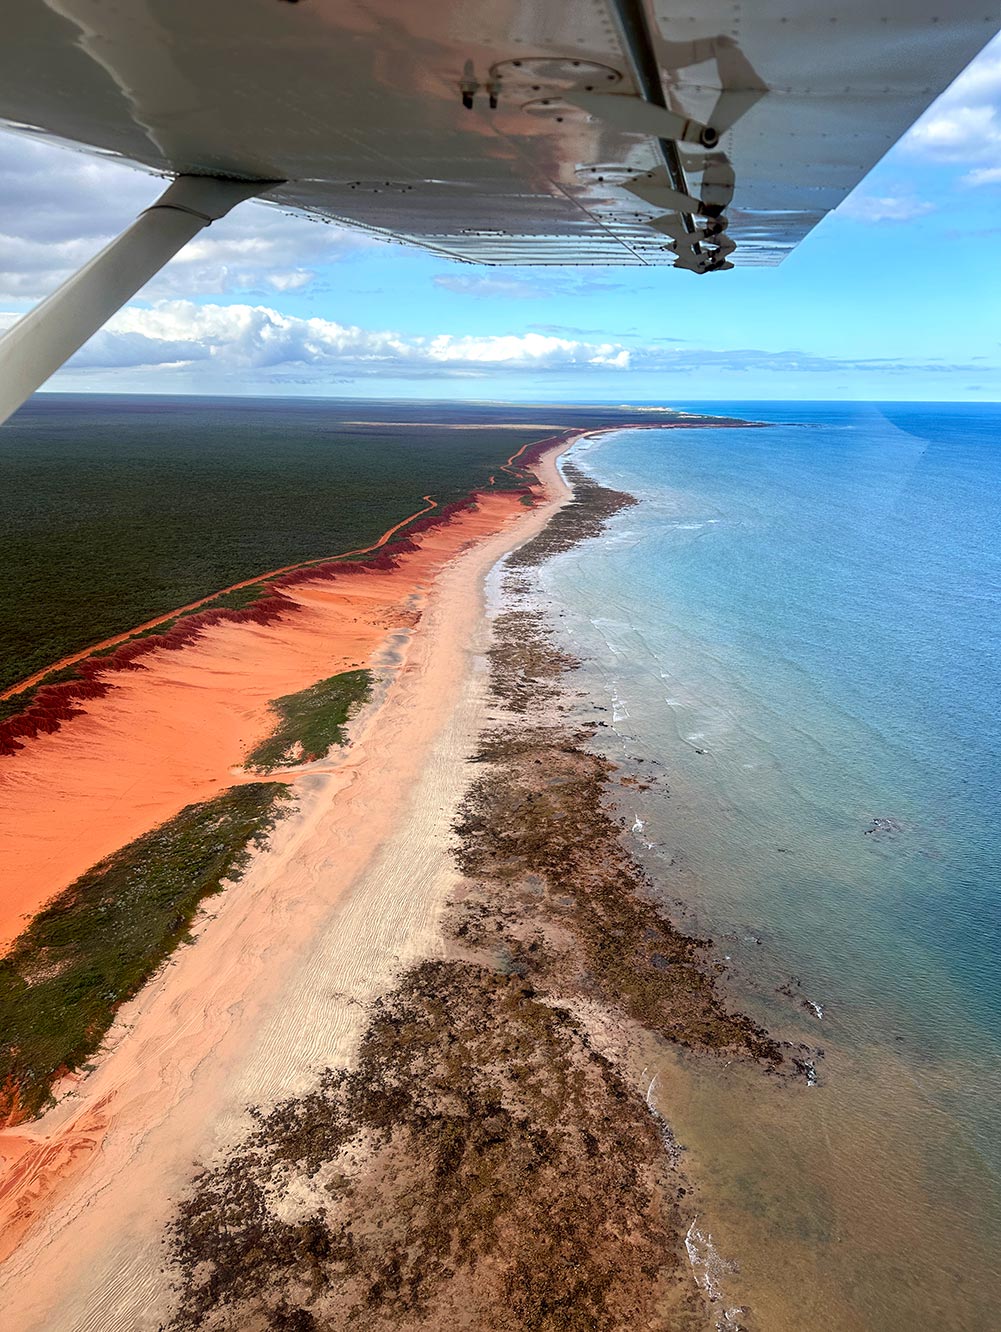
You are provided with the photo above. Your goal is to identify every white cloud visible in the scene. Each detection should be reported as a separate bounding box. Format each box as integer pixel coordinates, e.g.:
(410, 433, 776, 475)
(266, 269, 315, 292)
(2, 299, 984, 387)
(146, 212, 368, 298)
(964, 165, 1001, 186)
(838, 194, 935, 224)
(905, 33, 1001, 175)
(0, 128, 368, 301)
(44, 300, 635, 375)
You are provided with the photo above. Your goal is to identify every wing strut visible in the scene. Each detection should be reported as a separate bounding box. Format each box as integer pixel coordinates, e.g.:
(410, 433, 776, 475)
(0, 174, 273, 427)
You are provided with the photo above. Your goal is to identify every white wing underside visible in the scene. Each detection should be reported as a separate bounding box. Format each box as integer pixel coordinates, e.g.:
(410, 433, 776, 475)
(0, 0, 997, 268)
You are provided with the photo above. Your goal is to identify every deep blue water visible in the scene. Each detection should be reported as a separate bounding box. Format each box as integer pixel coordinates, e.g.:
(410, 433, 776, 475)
(541, 402, 1001, 1328)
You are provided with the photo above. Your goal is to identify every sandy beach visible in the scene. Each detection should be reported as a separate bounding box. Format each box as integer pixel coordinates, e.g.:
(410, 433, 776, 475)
(0, 437, 577, 1328)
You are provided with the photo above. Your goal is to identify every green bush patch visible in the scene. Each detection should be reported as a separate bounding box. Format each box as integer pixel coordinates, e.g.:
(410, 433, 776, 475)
(0, 782, 290, 1125)
(247, 669, 372, 771)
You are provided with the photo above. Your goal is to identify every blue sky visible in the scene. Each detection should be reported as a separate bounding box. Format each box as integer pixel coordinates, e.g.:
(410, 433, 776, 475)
(1, 34, 1000, 403)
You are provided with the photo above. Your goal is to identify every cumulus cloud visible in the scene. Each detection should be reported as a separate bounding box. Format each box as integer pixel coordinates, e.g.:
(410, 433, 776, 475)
(904, 32, 1001, 179)
(837, 194, 935, 224)
(49, 300, 634, 376)
(0, 128, 367, 301)
(0, 299, 982, 385)
(70, 328, 211, 370)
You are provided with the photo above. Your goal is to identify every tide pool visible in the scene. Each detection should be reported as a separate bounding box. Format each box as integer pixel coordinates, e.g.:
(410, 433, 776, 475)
(542, 403, 1001, 1329)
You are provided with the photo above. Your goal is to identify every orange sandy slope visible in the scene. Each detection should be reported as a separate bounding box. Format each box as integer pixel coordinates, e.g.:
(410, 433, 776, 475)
(0, 497, 439, 707)
(0, 488, 531, 955)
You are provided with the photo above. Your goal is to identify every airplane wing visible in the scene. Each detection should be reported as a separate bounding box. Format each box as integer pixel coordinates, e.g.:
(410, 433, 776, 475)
(1, 1, 996, 270)
(0, 1, 996, 422)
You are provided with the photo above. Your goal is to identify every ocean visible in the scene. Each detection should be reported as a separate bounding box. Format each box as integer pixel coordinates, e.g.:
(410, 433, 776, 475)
(541, 403, 1001, 1329)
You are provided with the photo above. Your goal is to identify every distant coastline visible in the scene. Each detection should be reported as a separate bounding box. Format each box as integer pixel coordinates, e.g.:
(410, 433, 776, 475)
(1, 398, 754, 705)
(0, 414, 763, 755)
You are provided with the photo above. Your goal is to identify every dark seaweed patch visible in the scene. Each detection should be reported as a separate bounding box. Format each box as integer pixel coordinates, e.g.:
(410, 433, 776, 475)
(167, 961, 705, 1332)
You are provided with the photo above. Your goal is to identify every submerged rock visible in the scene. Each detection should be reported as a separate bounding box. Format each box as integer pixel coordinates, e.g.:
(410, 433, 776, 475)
(864, 816, 903, 836)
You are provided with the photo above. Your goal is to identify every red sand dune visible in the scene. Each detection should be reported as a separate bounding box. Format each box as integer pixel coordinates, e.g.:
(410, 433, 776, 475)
(0, 425, 566, 727)
(0, 494, 441, 714)
(0, 423, 581, 757)
(0, 483, 542, 955)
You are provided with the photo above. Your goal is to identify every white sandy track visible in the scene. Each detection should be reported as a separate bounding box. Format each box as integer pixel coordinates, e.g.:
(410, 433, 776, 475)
(0, 443, 574, 1332)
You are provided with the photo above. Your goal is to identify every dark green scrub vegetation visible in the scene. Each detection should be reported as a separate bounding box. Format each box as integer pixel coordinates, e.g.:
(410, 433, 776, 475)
(246, 669, 372, 770)
(0, 782, 290, 1125)
(0, 396, 663, 694)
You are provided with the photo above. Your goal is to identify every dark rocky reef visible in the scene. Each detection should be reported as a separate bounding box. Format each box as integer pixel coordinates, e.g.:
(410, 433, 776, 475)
(167, 960, 705, 1332)
(163, 446, 786, 1331)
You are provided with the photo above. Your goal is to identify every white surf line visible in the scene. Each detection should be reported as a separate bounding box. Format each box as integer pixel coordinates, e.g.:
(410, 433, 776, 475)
(685, 1219, 746, 1331)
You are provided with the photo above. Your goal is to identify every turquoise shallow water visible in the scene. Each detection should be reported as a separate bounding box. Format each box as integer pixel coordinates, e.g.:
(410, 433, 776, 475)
(540, 403, 1001, 1328)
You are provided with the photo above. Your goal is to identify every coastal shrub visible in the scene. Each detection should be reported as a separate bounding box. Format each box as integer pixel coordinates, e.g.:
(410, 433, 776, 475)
(0, 399, 596, 694)
(246, 669, 372, 771)
(0, 782, 290, 1126)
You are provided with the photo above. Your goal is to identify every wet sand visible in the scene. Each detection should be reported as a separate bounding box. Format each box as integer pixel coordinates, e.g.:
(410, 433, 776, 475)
(0, 438, 577, 1329)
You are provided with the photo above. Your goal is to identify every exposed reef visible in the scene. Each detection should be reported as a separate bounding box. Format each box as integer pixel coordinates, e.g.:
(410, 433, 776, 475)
(168, 960, 704, 1332)
(163, 446, 789, 1331)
